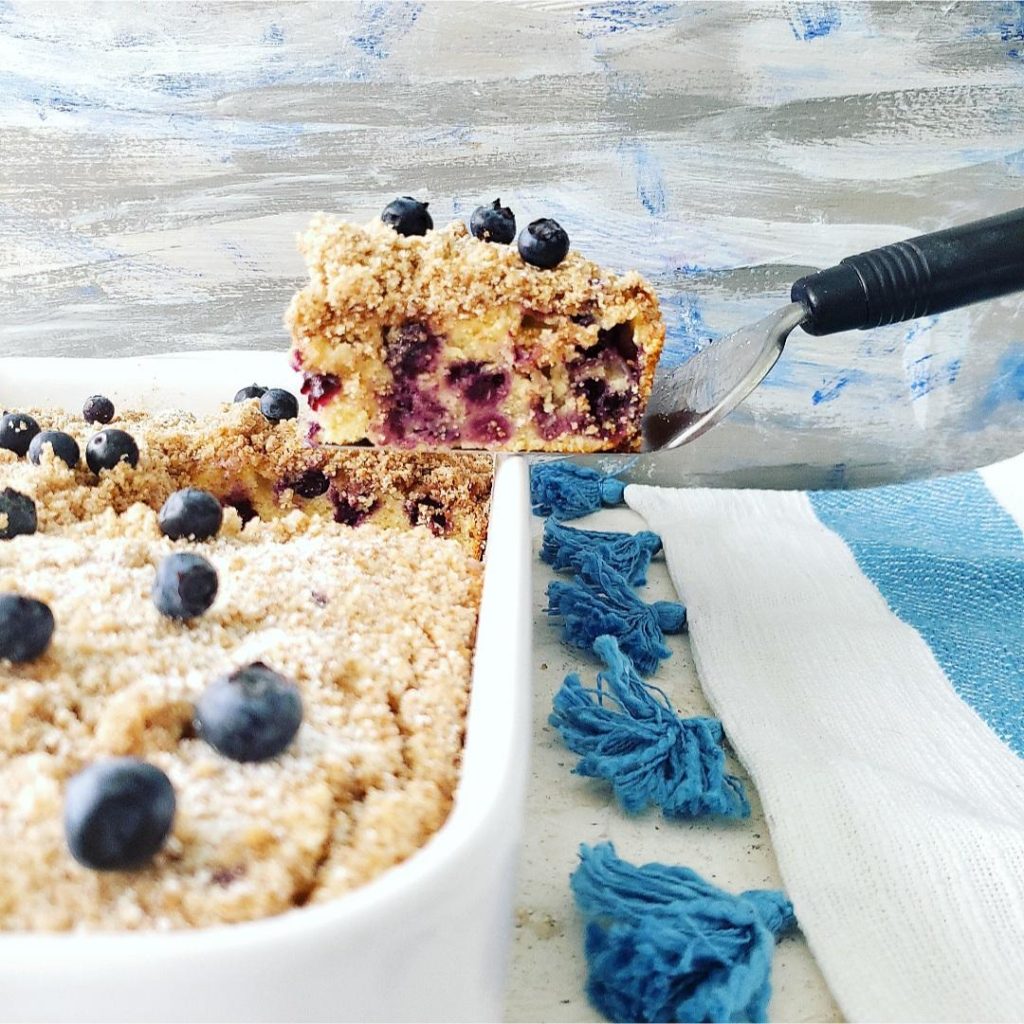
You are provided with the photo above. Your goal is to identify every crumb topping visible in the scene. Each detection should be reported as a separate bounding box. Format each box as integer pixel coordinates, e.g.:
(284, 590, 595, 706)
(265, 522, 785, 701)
(288, 217, 661, 330)
(0, 404, 487, 931)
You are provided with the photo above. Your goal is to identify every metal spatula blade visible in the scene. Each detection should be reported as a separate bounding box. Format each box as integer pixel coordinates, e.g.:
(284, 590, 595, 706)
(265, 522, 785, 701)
(643, 302, 806, 452)
(642, 207, 1024, 454)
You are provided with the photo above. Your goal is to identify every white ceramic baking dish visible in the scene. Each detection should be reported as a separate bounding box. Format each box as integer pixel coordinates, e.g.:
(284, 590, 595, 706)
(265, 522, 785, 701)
(0, 353, 532, 1023)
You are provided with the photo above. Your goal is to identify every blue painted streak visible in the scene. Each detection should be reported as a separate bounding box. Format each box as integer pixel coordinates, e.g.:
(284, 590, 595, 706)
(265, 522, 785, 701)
(980, 345, 1024, 418)
(263, 23, 284, 45)
(901, 316, 961, 400)
(812, 375, 851, 405)
(657, 290, 720, 368)
(811, 474, 1024, 758)
(906, 354, 962, 400)
(349, 1, 422, 72)
(812, 368, 873, 405)
(0, 68, 315, 149)
(1000, 0, 1024, 57)
(619, 142, 667, 217)
(965, 0, 1024, 57)
(577, 2, 681, 38)
(789, 2, 841, 40)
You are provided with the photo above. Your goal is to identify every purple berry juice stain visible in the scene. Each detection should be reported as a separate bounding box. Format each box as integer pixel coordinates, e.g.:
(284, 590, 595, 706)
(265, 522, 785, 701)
(301, 372, 341, 411)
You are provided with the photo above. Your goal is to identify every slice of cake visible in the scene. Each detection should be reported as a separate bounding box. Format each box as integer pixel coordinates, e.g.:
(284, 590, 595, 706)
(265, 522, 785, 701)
(286, 212, 666, 452)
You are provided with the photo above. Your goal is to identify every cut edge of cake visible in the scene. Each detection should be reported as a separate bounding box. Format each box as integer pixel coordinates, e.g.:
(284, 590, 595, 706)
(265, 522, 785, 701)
(1, 403, 494, 559)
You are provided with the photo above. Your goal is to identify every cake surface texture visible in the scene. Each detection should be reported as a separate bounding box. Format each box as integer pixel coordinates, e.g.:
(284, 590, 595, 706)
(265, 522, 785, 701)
(0, 402, 489, 931)
(286, 217, 666, 452)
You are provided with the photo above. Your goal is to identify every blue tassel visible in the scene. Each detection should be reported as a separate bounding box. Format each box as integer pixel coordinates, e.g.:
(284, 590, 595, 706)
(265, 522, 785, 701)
(550, 635, 749, 820)
(541, 519, 664, 587)
(530, 461, 626, 520)
(571, 843, 796, 1023)
(547, 554, 686, 675)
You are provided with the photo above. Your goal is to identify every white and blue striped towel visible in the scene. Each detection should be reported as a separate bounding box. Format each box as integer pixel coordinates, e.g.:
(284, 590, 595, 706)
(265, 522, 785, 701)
(626, 454, 1024, 1023)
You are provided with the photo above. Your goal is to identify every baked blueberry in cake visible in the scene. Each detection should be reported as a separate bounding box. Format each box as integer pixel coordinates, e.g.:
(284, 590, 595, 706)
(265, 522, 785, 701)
(286, 198, 666, 452)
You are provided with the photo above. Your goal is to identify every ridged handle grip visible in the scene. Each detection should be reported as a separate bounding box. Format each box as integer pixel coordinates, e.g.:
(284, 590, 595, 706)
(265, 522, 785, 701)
(791, 207, 1024, 336)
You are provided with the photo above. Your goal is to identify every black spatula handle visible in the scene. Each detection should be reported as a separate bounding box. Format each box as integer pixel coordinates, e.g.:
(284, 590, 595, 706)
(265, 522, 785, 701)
(791, 207, 1024, 336)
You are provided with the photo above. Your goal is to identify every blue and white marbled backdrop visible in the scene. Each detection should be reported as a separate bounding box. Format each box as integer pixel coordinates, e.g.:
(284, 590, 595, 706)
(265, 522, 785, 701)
(1, 0, 1022, 484)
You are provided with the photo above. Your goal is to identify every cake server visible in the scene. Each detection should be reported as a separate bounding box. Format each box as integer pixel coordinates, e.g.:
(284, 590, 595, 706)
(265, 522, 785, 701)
(642, 206, 1024, 452)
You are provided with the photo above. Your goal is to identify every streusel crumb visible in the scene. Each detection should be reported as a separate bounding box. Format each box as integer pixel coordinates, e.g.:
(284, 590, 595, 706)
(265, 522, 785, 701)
(0, 509, 482, 930)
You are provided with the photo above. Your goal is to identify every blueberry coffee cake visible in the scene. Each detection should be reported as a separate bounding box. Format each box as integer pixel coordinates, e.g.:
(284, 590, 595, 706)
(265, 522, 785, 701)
(0, 394, 488, 930)
(286, 198, 666, 453)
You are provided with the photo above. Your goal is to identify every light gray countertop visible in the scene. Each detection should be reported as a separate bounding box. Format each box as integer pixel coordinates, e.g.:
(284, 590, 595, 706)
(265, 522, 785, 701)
(509, 507, 842, 1023)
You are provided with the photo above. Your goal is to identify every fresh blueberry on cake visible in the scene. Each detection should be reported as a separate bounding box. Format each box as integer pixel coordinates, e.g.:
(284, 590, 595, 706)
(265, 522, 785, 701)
(153, 552, 219, 620)
(64, 759, 176, 871)
(159, 488, 224, 541)
(82, 395, 115, 425)
(259, 388, 299, 423)
(28, 430, 80, 469)
(470, 199, 516, 244)
(381, 196, 433, 237)
(233, 384, 266, 403)
(195, 662, 303, 763)
(86, 428, 139, 474)
(517, 217, 570, 269)
(0, 412, 41, 458)
(286, 209, 665, 452)
(0, 593, 53, 662)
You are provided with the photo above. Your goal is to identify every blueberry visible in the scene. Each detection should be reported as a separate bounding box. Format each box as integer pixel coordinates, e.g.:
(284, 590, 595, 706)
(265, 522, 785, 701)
(385, 322, 441, 378)
(0, 412, 41, 458)
(0, 593, 54, 662)
(329, 487, 378, 526)
(446, 361, 510, 405)
(28, 430, 80, 469)
(195, 662, 303, 762)
(64, 759, 175, 871)
(158, 488, 223, 541)
(0, 488, 37, 540)
(233, 384, 266, 403)
(259, 388, 299, 423)
(153, 552, 218, 620)
(287, 469, 330, 499)
(405, 496, 448, 536)
(83, 395, 115, 425)
(470, 199, 516, 244)
(86, 429, 139, 474)
(517, 218, 570, 270)
(224, 493, 258, 526)
(381, 196, 433, 237)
